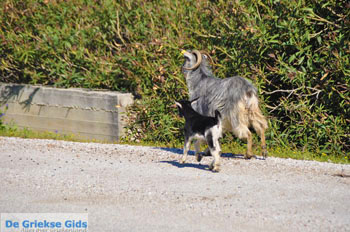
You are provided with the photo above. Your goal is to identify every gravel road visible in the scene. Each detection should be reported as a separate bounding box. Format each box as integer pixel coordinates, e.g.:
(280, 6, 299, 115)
(0, 136, 349, 231)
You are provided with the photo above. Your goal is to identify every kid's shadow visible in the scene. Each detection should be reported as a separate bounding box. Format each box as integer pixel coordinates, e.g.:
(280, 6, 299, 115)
(158, 147, 266, 161)
(159, 160, 210, 171)
(158, 147, 245, 159)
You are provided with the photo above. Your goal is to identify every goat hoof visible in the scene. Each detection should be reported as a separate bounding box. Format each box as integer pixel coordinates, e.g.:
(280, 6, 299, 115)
(245, 155, 257, 160)
(196, 154, 203, 162)
(262, 151, 268, 159)
(209, 163, 220, 172)
(244, 155, 253, 160)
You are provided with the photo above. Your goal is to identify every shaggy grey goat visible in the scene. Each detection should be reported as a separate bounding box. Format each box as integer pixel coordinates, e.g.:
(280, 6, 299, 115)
(181, 50, 268, 159)
(175, 98, 223, 172)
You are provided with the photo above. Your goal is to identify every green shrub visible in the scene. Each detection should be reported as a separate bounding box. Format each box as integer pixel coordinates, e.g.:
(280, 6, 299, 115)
(0, 0, 349, 157)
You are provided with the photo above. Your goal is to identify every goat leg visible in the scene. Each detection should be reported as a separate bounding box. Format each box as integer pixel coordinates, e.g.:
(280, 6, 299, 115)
(261, 145, 268, 159)
(194, 140, 203, 162)
(208, 141, 221, 172)
(180, 137, 191, 164)
(260, 131, 268, 159)
(244, 131, 255, 159)
(204, 148, 212, 156)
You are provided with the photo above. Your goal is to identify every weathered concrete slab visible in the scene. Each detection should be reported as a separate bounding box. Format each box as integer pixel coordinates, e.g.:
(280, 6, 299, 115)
(0, 83, 134, 141)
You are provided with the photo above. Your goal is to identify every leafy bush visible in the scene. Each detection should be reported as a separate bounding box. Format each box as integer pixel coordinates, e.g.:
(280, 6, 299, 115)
(0, 0, 349, 157)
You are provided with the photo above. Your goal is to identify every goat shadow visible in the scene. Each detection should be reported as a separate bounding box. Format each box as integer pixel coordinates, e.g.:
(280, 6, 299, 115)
(158, 147, 247, 159)
(157, 147, 265, 171)
(159, 160, 210, 171)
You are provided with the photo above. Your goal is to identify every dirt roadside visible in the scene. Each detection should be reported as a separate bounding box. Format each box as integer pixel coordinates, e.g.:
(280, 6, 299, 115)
(0, 136, 349, 231)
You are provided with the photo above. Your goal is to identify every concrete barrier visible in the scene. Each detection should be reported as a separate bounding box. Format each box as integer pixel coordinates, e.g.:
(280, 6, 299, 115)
(0, 83, 134, 142)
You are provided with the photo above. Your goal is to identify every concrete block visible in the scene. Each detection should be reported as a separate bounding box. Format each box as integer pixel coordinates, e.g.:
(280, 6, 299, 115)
(0, 83, 134, 142)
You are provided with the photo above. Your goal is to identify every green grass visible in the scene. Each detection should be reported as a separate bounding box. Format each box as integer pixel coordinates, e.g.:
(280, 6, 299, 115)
(0, 123, 99, 143)
(1, 124, 348, 165)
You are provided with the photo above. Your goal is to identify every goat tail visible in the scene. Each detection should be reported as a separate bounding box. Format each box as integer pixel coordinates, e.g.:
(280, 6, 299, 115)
(245, 90, 268, 131)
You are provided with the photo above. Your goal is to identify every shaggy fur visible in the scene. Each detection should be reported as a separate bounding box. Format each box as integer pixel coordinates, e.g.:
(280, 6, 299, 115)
(182, 50, 268, 159)
(176, 99, 223, 171)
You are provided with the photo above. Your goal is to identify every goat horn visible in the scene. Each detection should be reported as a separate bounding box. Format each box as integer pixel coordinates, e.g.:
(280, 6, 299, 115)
(183, 50, 202, 70)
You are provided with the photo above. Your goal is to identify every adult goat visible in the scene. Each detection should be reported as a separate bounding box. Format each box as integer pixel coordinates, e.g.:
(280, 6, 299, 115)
(181, 50, 268, 159)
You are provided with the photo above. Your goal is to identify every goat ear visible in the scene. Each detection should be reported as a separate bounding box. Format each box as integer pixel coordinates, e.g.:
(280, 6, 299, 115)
(175, 101, 182, 108)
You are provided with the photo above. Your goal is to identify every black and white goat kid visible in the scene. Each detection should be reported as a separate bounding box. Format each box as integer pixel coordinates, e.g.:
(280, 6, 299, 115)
(175, 98, 223, 172)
